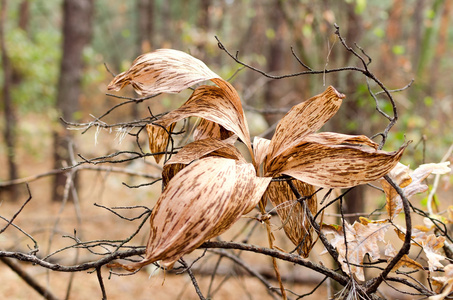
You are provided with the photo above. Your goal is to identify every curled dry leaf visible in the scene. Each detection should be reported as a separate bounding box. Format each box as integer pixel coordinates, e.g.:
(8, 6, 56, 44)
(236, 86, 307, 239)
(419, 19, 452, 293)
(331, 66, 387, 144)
(322, 220, 391, 281)
(146, 123, 175, 163)
(267, 137, 405, 188)
(382, 162, 451, 219)
(415, 233, 446, 272)
(124, 157, 271, 270)
(107, 49, 220, 95)
(155, 82, 252, 156)
(193, 118, 235, 141)
(266, 86, 345, 163)
(253, 136, 271, 171)
(264, 180, 317, 257)
(162, 137, 244, 185)
(431, 264, 453, 299)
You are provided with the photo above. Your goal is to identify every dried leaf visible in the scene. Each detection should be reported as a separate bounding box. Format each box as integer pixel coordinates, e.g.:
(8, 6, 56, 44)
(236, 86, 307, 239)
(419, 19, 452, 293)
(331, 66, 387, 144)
(162, 138, 245, 185)
(266, 133, 406, 188)
(193, 118, 235, 141)
(323, 220, 391, 281)
(155, 83, 252, 156)
(432, 264, 453, 297)
(107, 49, 220, 95)
(253, 136, 271, 170)
(146, 123, 175, 163)
(393, 255, 424, 271)
(266, 86, 345, 163)
(415, 234, 446, 272)
(125, 157, 271, 270)
(264, 180, 317, 257)
(382, 162, 451, 219)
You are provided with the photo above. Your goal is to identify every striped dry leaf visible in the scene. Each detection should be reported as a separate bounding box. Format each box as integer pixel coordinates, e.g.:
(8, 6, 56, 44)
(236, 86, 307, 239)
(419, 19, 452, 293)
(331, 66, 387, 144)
(264, 180, 317, 257)
(193, 118, 235, 141)
(265, 86, 345, 164)
(154, 83, 252, 156)
(146, 123, 175, 163)
(265, 132, 406, 188)
(124, 157, 271, 270)
(161, 137, 245, 185)
(107, 49, 220, 95)
(253, 136, 271, 171)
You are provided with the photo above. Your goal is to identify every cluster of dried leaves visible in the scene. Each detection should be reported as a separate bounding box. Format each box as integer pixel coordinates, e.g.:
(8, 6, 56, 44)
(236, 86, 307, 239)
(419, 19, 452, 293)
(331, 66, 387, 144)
(107, 49, 452, 299)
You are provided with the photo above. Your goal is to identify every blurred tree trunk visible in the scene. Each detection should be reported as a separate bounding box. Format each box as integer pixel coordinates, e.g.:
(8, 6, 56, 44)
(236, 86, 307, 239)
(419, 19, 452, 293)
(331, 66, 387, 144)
(263, 0, 285, 137)
(52, 0, 94, 201)
(0, 0, 19, 200)
(341, 4, 365, 224)
(137, 0, 153, 53)
(379, 0, 404, 78)
(410, 0, 425, 73)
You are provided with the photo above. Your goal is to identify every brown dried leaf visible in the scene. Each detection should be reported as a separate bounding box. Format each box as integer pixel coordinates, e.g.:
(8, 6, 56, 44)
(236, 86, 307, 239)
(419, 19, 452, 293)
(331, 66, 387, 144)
(146, 123, 175, 163)
(266, 86, 345, 164)
(162, 138, 245, 185)
(382, 162, 451, 219)
(264, 180, 317, 257)
(155, 83, 252, 155)
(414, 233, 446, 272)
(266, 133, 406, 188)
(253, 136, 271, 170)
(193, 118, 235, 141)
(107, 49, 220, 95)
(322, 220, 391, 281)
(432, 264, 453, 297)
(125, 157, 271, 270)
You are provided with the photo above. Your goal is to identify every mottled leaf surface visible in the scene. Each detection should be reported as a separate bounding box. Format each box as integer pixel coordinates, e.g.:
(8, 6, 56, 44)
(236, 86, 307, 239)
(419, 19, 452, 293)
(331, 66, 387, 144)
(107, 49, 220, 95)
(323, 220, 391, 281)
(266, 136, 406, 188)
(128, 157, 270, 270)
(146, 123, 175, 163)
(382, 162, 451, 219)
(155, 84, 252, 155)
(253, 136, 271, 170)
(264, 180, 317, 257)
(266, 86, 345, 163)
(162, 138, 244, 185)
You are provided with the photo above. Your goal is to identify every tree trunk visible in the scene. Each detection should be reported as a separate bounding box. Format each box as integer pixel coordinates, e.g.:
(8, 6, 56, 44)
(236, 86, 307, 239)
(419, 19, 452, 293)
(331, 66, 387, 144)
(263, 0, 285, 138)
(52, 0, 94, 201)
(341, 4, 365, 224)
(0, 0, 19, 200)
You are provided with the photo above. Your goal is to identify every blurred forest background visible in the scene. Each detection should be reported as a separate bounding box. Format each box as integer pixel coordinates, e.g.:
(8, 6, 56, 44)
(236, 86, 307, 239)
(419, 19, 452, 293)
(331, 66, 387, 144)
(0, 0, 452, 299)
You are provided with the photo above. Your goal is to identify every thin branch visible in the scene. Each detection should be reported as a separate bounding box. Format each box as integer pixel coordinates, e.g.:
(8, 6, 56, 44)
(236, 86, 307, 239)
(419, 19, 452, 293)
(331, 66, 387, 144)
(365, 175, 412, 294)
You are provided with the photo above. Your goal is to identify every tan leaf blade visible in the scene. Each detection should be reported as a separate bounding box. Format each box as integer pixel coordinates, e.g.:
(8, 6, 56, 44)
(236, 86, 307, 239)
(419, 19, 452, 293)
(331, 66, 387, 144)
(162, 137, 245, 185)
(155, 83, 252, 155)
(146, 123, 175, 163)
(125, 157, 270, 270)
(381, 162, 451, 219)
(414, 233, 446, 272)
(266, 133, 406, 188)
(322, 221, 391, 281)
(253, 136, 271, 170)
(107, 49, 220, 95)
(265, 180, 317, 257)
(266, 86, 345, 163)
(193, 118, 235, 141)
